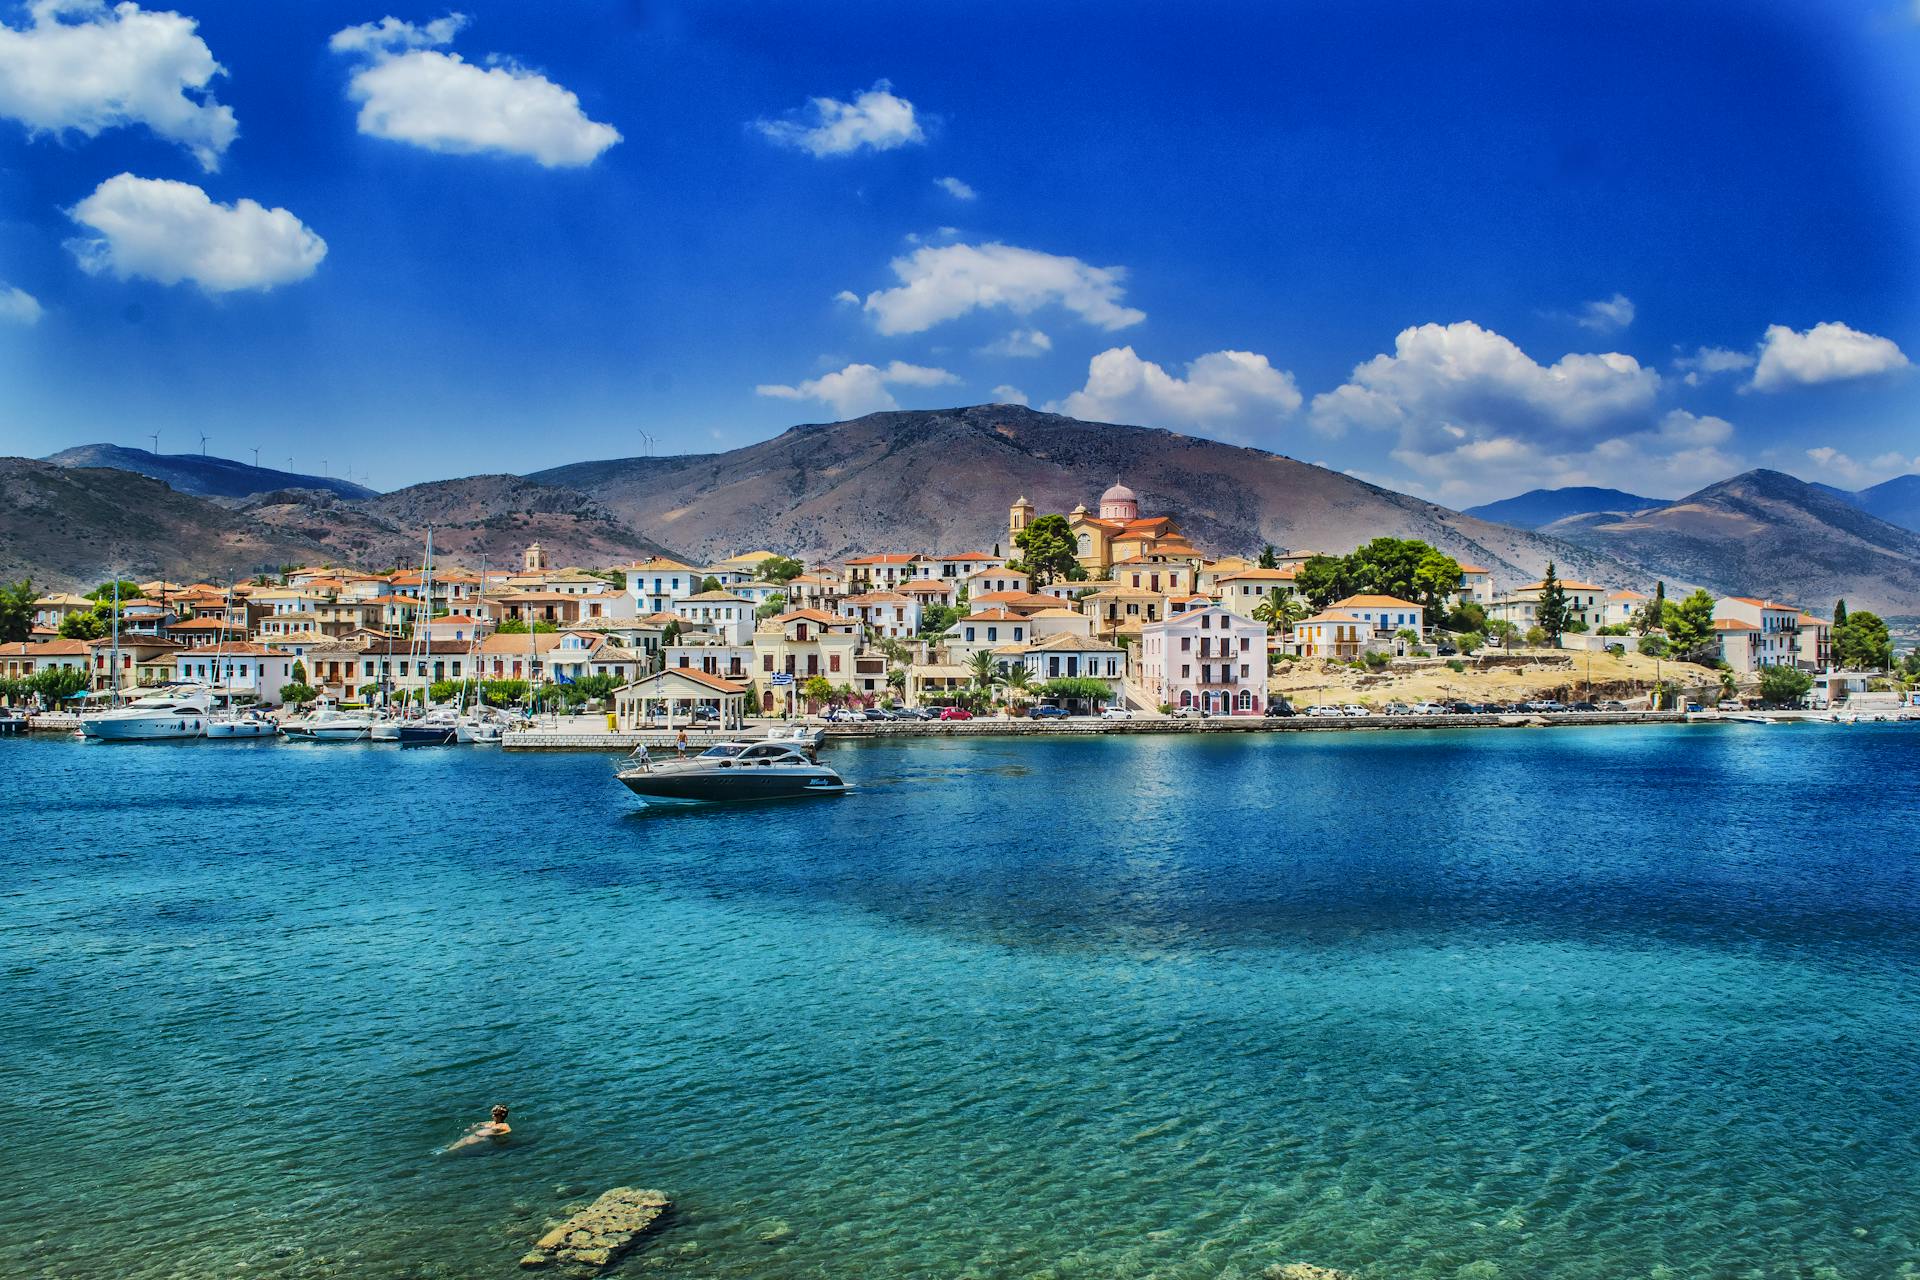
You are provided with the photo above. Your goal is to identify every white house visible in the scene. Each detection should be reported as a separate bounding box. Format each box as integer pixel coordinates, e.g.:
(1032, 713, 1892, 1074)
(839, 590, 922, 639)
(993, 633, 1127, 705)
(1712, 597, 1804, 673)
(963, 566, 1030, 598)
(1601, 590, 1650, 629)
(673, 592, 754, 645)
(946, 608, 1032, 663)
(1215, 569, 1297, 619)
(918, 552, 1005, 581)
(172, 643, 302, 705)
(626, 557, 702, 614)
(1139, 605, 1268, 715)
(1330, 594, 1426, 636)
(664, 638, 754, 682)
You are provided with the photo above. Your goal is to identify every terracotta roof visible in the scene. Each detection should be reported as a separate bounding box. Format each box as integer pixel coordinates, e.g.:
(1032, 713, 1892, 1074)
(931, 551, 999, 562)
(1334, 594, 1423, 609)
(960, 609, 1028, 622)
(1457, 564, 1490, 574)
(1712, 619, 1759, 631)
(678, 591, 752, 603)
(1727, 596, 1795, 610)
(1, 639, 93, 657)
(772, 608, 844, 625)
(1519, 580, 1604, 592)
(1216, 568, 1296, 582)
(172, 642, 287, 658)
(841, 591, 913, 605)
(625, 667, 748, 695)
(844, 553, 921, 565)
(1301, 611, 1367, 625)
(969, 591, 1059, 609)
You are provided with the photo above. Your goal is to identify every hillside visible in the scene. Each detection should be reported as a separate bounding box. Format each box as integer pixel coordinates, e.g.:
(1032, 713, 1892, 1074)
(531, 405, 1644, 587)
(240, 475, 675, 571)
(0, 459, 332, 588)
(1849, 474, 1920, 533)
(44, 443, 377, 501)
(1543, 469, 1920, 615)
(1464, 486, 1668, 530)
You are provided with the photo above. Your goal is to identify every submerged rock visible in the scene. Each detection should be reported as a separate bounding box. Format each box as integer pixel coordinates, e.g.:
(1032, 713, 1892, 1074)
(1263, 1266, 1354, 1280)
(519, 1187, 670, 1271)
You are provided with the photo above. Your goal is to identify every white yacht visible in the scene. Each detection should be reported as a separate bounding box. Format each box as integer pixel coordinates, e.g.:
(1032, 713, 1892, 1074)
(80, 687, 213, 741)
(616, 740, 847, 805)
(204, 706, 277, 739)
(282, 706, 376, 742)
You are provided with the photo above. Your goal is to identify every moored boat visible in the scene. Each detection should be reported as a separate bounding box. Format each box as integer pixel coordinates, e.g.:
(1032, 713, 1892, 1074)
(204, 707, 277, 739)
(282, 707, 376, 742)
(616, 740, 848, 805)
(80, 687, 213, 740)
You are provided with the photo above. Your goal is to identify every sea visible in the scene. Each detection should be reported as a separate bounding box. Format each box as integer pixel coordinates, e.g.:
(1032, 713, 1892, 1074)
(2, 724, 1916, 1279)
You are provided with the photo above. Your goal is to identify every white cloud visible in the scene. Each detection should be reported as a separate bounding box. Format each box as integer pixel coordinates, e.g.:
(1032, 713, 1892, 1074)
(755, 80, 923, 157)
(978, 328, 1051, 358)
(1805, 446, 1873, 486)
(66, 173, 326, 292)
(1048, 346, 1303, 435)
(0, 0, 236, 171)
(330, 15, 620, 167)
(1395, 411, 1741, 506)
(756, 359, 958, 419)
(990, 384, 1028, 406)
(0, 284, 42, 325)
(1673, 344, 1755, 387)
(1309, 321, 1661, 448)
(1576, 293, 1635, 333)
(1749, 321, 1910, 392)
(1869, 450, 1920, 474)
(935, 175, 976, 200)
(857, 241, 1145, 336)
(832, 289, 860, 305)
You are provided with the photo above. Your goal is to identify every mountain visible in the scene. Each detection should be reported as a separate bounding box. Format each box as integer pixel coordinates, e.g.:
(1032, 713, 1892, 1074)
(1464, 486, 1668, 529)
(2, 460, 675, 590)
(0, 459, 334, 589)
(1847, 474, 1920, 533)
(42, 443, 377, 501)
(239, 475, 676, 570)
(531, 404, 1644, 587)
(1543, 469, 1920, 616)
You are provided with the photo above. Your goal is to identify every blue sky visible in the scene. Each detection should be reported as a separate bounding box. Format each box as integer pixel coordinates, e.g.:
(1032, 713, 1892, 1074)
(2, 0, 1917, 504)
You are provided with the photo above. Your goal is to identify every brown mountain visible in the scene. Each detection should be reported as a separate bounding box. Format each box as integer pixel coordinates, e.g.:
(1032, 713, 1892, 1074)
(530, 404, 1644, 586)
(1, 460, 673, 590)
(0, 459, 330, 589)
(1543, 469, 1920, 617)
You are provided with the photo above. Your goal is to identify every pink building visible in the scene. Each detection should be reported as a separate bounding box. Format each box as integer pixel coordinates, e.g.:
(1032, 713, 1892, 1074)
(1139, 605, 1268, 715)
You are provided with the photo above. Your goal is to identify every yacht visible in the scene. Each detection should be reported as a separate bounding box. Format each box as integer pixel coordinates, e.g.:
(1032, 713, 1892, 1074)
(204, 706, 277, 739)
(616, 740, 848, 806)
(80, 687, 213, 740)
(282, 706, 376, 742)
(0, 707, 30, 736)
(399, 708, 459, 747)
(456, 711, 505, 744)
(369, 711, 401, 742)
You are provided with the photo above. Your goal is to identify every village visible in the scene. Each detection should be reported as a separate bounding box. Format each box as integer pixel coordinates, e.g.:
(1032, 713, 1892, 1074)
(1, 482, 1912, 735)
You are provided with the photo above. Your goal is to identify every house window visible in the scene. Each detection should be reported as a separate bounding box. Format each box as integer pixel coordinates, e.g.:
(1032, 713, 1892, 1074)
(830, 654, 841, 673)
(1180, 636, 1191, 652)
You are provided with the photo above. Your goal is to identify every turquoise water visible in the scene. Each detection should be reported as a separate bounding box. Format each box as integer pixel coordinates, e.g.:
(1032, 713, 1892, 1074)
(3, 726, 1918, 1279)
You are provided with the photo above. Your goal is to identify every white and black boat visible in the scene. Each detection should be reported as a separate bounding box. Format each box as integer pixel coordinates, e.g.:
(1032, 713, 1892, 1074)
(80, 686, 213, 740)
(0, 707, 29, 736)
(399, 708, 458, 746)
(282, 706, 376, 742)
(616, 740, 848, 805)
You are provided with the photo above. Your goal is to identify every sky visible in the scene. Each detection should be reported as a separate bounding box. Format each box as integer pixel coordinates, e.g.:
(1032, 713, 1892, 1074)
(1, 0, 1918, 504)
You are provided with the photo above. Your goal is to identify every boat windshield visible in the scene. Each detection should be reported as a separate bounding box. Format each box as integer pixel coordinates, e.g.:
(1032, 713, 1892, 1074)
(697, 745, 748, 759)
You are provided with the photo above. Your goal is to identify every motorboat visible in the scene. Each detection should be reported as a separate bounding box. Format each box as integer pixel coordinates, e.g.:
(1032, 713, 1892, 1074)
(399, 708, 459, 747)
(766, 723, 826, 750)
(616, 740, 848, 805)
(456, 712, 505, 744)
(204, 707, 277, 739)
(0, 707, 29, 736)
(369, 714, 401, 743)
(79, 687, 213, 740)
(282, 706, 376, 742)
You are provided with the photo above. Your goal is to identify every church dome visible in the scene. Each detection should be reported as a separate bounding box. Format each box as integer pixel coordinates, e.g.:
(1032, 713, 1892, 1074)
(1100, 483, 1137, 504)
(1098, 482, 1140, 521)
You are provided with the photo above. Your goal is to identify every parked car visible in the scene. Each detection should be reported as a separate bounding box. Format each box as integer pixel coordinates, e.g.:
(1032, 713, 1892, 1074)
(1100, 707, 1135, 720)
(1028, 704, 1071, 720)
(1410, 702, 1446, 715)
(1382, 702, 1412, 716)
(938, 706, 973, 721)
(825, 708, 863, 723)
(1685, 701, 1705, 713)
(1435, 644, 1459, 656)
(1449, 701, 1478, 714)
(1340, 704, 1369, 717)
(1263, 699, 1295, 718)
(1306, 704, 1344, 718)
(861, 708, 891, 721)
(1598, 699, 1628, 711)
(1535, 700, 1567, 713)
(1569, 701, 1600, 713)
(1169, 706, 1204, 719)
(1716, 699, 1744, 711)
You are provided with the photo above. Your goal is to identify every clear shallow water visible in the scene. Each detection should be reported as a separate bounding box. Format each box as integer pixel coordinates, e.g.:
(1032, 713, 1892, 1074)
(2, 726, 1917, 1280)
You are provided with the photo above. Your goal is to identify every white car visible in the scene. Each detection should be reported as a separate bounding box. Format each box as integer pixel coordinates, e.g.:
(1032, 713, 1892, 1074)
(1340, 704, 1370, 717)
(1169, 706, 1203, 719)
(1306, 705, 1344, 718)
(826, 709, 864, 723)
(1099, 707, 1135, 720)
(1410, 702, 1447, 715)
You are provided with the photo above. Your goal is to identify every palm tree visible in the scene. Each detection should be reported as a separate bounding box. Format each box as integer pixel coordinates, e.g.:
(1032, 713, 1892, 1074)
(1001, 663, 1034, 709)
(967, 650, 1003, 706)
(1254, 589, 1308, 631)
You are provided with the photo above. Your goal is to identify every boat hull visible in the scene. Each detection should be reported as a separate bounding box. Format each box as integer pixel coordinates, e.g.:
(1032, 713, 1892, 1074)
(80, 715, 206, 740)
(399, 725, 456, 747)
(617, 767, 847, 805)
(204, 720, 275, 739)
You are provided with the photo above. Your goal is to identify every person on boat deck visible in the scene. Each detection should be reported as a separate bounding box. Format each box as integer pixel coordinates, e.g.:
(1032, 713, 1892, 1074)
(445, 1105, 511, 1152)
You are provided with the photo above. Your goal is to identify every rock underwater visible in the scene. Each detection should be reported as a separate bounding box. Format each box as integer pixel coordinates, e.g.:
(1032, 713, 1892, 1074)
(519, 1187, 671, 1271)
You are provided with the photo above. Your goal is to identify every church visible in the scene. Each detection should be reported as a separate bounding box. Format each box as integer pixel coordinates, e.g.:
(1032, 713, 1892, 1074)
(1009, 484, 1200, 577)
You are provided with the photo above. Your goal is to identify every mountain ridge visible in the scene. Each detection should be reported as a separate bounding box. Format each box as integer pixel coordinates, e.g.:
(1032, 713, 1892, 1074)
(1463, 486, 1669, 530)
(43, 443, 378, 501)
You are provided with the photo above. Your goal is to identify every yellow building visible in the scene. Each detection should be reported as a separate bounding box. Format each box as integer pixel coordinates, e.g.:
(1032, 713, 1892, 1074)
(1011, 484, 1199, 577)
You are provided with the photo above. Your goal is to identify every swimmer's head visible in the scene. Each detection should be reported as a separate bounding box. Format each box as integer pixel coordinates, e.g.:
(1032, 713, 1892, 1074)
(491, 1105, 509, 1121)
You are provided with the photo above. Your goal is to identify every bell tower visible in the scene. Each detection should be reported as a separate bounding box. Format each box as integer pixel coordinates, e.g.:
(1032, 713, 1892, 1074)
(1009, 495, 1034, 544)
(523, 542, 548, 573)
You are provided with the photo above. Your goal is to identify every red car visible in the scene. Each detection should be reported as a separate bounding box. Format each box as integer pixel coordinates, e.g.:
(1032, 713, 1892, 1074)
(938, 707, 974, 721)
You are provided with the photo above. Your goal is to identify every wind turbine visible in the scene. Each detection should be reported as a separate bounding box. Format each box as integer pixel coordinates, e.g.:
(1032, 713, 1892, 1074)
(199, 432, 210, 456)
(148, 431, 160, 455)
(251, 446, 260, 468)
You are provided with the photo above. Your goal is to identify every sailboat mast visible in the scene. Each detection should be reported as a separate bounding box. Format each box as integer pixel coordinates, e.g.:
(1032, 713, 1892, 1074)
(110, 574, 121, 707)
(420, 526, 433, 711)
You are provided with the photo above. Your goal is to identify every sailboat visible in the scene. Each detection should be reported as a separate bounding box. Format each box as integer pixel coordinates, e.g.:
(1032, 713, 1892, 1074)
(205, 582, 275, 739)
(455, 556, 503, 743)
(398, 527, 456, 746)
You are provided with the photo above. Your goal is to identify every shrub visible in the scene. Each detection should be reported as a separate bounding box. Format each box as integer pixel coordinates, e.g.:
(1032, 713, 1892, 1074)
(280, 682, 316, 705)
(1447, 659, 1466, 673)
(1361, 650, 1390, 670)
(1638, 635, 1669, 658)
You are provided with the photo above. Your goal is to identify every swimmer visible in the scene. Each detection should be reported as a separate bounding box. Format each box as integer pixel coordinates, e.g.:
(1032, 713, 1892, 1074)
(442, 1104, 511, 1153)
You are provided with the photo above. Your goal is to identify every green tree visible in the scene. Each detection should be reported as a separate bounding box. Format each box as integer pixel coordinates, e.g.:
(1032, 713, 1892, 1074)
(1001, 664, 1034, 706)
(966, 649, 1004, 700)
(1253, 589, 1307, 630)
(1257, 544, 1278, 570)
(754, 592, 788, 622)
(1524, 625, 1548, 647)
(1457, 630, 1486, 654)
(1758, 664, 1814, 705)
(698, 575, 723, 594)
(290, 661, 308, 684)
(800, 673, 833, 710)
(88, 579, 143, 602)
(280, 682, 316, 705)
(1293, 554, 1353, 610)
(1635, 582, 1666, 636)
(1637, 634, 1669, 658)
(0, 579, 35, 643)
(1009, 514, 1087, 587)
(759, 555, 805, 583)
(919, 602, 961, 636)
(1040, 676, 1113, 706)
(1660, 589, 1718, 664)
(1447, 600, 1488, 634)
(497, 617, 529, 634)
(28, 665, 89, 704)
(1535, 562, 1570, 644)
(1487, 619, 1519, 650)
(1411, 548, 1464, 618)
(1833, 598, 1848, 627)
(1832, 610, 1892, 670)
(60, 608, 108, 640)
(1347, 537, 1429, 600)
